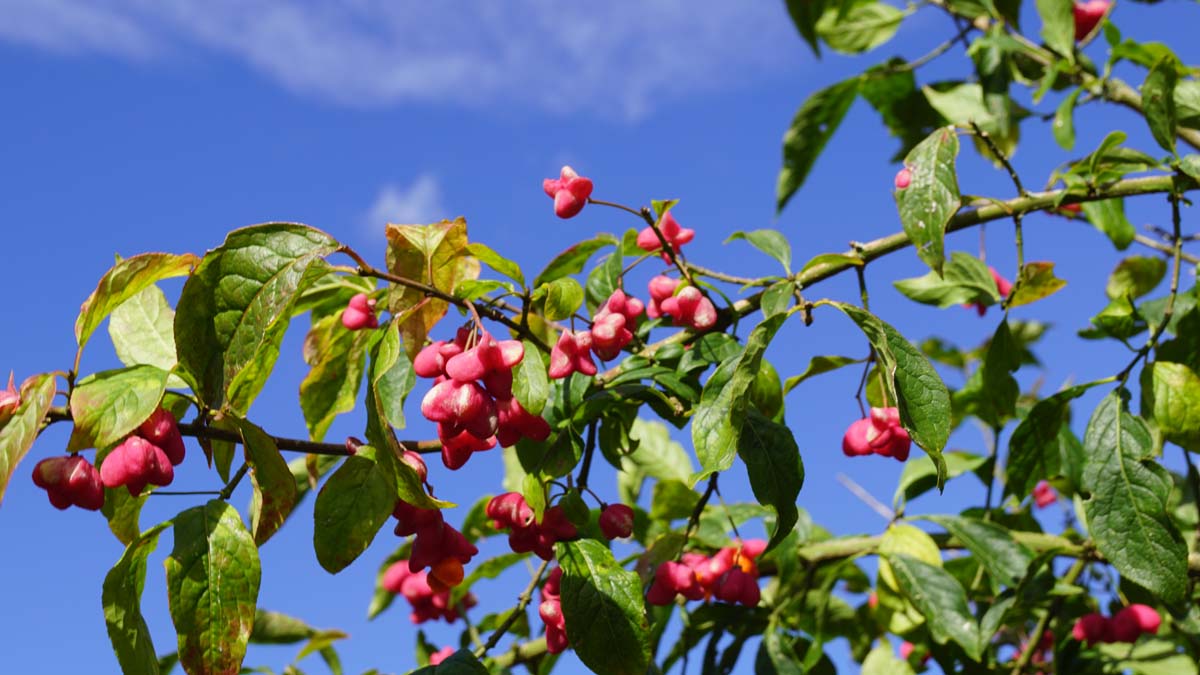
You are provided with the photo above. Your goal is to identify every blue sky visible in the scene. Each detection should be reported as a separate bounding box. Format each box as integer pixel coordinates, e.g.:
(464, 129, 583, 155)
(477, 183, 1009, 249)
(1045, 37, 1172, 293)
(1, 1, 1198, 674)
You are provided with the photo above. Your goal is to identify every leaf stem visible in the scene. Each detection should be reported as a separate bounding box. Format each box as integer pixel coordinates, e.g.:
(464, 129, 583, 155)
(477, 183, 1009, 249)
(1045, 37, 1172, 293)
(475, 558, 551, 658)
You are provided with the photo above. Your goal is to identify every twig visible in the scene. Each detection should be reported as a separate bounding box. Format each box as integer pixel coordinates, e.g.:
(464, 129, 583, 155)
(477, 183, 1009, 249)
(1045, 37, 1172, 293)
(677, 474, 720, 560)
(475, 558, 551, 658)
(575, 422, 598, 491)
(835, 473, 895, 521)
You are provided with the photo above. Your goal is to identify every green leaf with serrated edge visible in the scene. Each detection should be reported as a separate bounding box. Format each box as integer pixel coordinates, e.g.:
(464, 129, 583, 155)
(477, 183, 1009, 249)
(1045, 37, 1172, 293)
(1053, 88, 1082, 150)
(724, 229, 792, 273)
(816, 0, 904, 54)
(1006, 262, 1066, 308)
(783, 355, 865, 393)
(1146, 362, 1200, 451)
(776, 78, 859, 213)
(798, 252, 863, 275)
(886, 553, 982, 659)
(1144, 56, 1179, 155)
(737, 409, 804, 553)
(556, 539, 650, 675)
(1005, 384, 1093, 499)
(176, 223, 339, 412)
(513, 340, 549, 415)
(1035, 0, 1074, 62)
(893, 451, 986, 510)
(691, 313, 787, 485)
(104, 521, 170, 675)
(1081, 392, 1188, 605)
(165, 500, 260, 675)
(860, 643, 916, 675)
(893, 251, 1002, 308)
(543, 277, 584, 321)
(313, 447, 396, 573)
(829, 303, 952, 477)
(385, 218, 479, 360)
(68, 364, 168, 451)
(466, 242, 524, 287)
(1107, 256, 1167, 300)
(231, 417, 298, 546)
(250, 610, 315, 644)
(784, 0, 828, 56)
(894, 126, 960, 275)
(0, 373, 57, 504)
(109, 284, 189, 389)
(101, 487, 147, 545)
(300, 313, 371, 442)
(409, 649, 490, 675)
(533, 235, 618, 288)
(76, 252, 199, 352)
(923, 515, 1032, 587)
(1081, 199, 1135, 250)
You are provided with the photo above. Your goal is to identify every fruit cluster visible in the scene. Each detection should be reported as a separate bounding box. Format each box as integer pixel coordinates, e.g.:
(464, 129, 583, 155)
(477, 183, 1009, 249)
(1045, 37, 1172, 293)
(31, 455, 104, 511)
(486, 492, 578, 560)
(841, 407, 912, 461)
(1072, 604, 1161, 645)
(101, 407, 187, 495)
(646, 540, 765, 607)
(598, 503, 635, 540)
(645, 276, 717, 332)
(636, 212, 695, 261)
(539, 567, 569, 654)
(1074, 0, 1111, 41)
(341, 293, 380, 330)
(1033, 480, 1057, 508)
(381, 560, 477, 624)
(417, 328, 550, 469)
(391, 498, 478, 593)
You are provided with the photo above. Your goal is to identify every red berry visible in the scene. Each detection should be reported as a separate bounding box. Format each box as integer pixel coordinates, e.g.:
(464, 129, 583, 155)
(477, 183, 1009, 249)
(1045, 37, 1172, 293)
(1033, 481, 1057, 508)
(1111, 604, 1160, 641)
(543, 166, 593, 219)
(599, 503, 635, 540)
(1072, 612, 1111, 645)
(548, 330, 597, 379)
(138, 408, 186, 466)
(894, 167, 912, 190)
(341, 293, 379, 330)
(1073, 0, 1110, 41)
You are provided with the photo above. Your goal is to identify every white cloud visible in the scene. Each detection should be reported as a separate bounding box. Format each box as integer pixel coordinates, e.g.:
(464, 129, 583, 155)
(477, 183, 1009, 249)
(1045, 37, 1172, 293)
(0, 0, 804, 118)
(365, 175, 446, 230)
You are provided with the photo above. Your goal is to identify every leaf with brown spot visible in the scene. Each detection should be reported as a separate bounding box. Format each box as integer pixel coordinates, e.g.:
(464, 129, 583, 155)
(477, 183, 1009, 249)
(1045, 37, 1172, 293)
(385, 218, 479, 359)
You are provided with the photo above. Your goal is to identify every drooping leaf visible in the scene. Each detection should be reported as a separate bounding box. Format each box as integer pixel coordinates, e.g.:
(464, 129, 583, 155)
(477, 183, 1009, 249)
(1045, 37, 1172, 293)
(234, 417, 299, 546)
(783, 355, 865, 393)
(860, 62, 943, 161)
(776, 78, 859, 214)
(76, 252, 198, 352)
(893, 451, 986, 509)
(109, 284, 188, 389)
(894, 126, 961, 275)
(369, 320, 416, 434)
(923, 515, 1032, 587)
(533, 235, 618, 288)
(737, 409, 804, 553)
(691, 314, 787, 484)
(1006, 262, 1066, 308)
(466, 242, 525, 288)
(893, 251, 1002, 308)
(1145, 361, 1200, 451)
(300, 313, 371, 442)
(860, 643, 916, 675)
(886, 553, 983, 660)
(1005, 384, 1092, 499)
(101, 487, 147, 545)
(1081, 199, 1135, 250)
(249, 609, 316, 644)
(313, 447, 396, 574)
(175, 223, 339, 413)
(68, 365, 168, 451)
(1035, 0, 1075, 61)
(1106, 256, 1167, 300)
(1081, 392, 1188, 605)
(557, 539, 651, 675)
(165, 500, 261, 675)
(618, 418, 694, 505)
(513, 340, 549, 416)
(816, 0, 904, 55)
(543, 277, 585, 321)
(1053, 88, 1082, 150)
(972, 319, 1021, 426)
(103, 521, 170, 675)
(0, 373, 58, 505)
(1143, 55, 1180, 155)
(724, 229, 792, 273)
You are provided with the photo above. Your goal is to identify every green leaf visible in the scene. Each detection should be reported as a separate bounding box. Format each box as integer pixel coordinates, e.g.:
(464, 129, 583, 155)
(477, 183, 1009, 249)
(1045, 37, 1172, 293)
(761, 281, 795, 318)
(618, 418, 694, 505)
(757, 623, 807, 675)
(1177, 80, 1200, 129)
(0, 373, 58, 505)
(165, 500, 261, 675)
(103, 521, 171, 675)
(556, 539, 651, 675)
(1178, 154, 1200, 180)
(776, 78, 859, 214)
(513, 340, 549, 416)
(798, 252, 864, 276)
(893, 251, 1002, 308)
(1053, 88, 1082, 150)
(860, 63, 943, 161)
(386, 218, 479, 360)
(1006, 261, 1066, 308)
(68, 365, 168, 451)
(313, 447, 396, 573)
(1107, 256, 1167, 300)
(1005, 385, 1092, 499)
(737, 409, 804, 553)
(1035, 0, 1075, 62)
(1143, 55, 1179, 155)
(784, 0, 828, 56)
(651, 480, 699, 521)
(101, 487, 147, 545)
(1097, 638, 1200, 675)
(175, 223, 339, 413)
(829, 303, 952, 475)
(893, 451, 987, 509)
(1081, 199, 1135, 250)
(466, 242, 525, 288)
(860, 643, 916, 675)
(691, 314, 787, 484)
(543, 277, 585, 321)
(370, 321, 416, 434)
(250, 609, 316, 644)
(300, 313, 371, 442)
(76, 252, 199, 352)
(533, 235, 618, 288)
(923, 515, 1032, 586)
(234, 417, 299, 546)
(1145, 362, 1200, 451)
(783, 355, 864, 393)
(816, 0, 904, 54)
(894, 126, 961, 275)
(724, 229, 792, 273)
(109, 284, 188, 389)
(1081, 392, 1188, 605)
(409, 649, 490, 675)
(974, 319, 1021, 426)
(886, 553, 982, 660)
